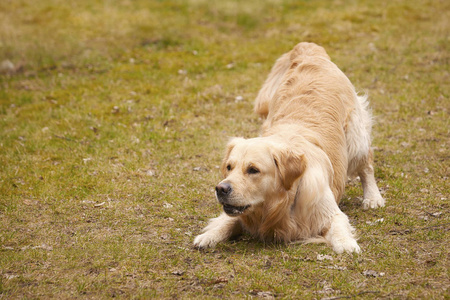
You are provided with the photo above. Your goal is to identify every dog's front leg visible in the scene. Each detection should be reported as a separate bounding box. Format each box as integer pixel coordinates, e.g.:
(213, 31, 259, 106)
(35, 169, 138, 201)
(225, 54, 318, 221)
(324, 212, 361, 254)
(194, 213, 242, 248)
(301, 165, 361, 254)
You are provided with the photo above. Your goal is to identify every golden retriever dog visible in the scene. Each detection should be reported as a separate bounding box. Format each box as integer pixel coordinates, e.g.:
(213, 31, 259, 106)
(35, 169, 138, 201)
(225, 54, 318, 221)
(194, 42, 385, 253)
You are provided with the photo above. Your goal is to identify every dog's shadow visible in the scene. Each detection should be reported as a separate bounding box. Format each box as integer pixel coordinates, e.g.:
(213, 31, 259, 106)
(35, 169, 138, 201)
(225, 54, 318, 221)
(339, 196, 363, 211)
(212, 234, 330, 255)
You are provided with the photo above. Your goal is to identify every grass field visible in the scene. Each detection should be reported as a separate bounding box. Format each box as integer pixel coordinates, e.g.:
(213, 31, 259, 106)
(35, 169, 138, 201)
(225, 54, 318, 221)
(1, 0, 449, 298)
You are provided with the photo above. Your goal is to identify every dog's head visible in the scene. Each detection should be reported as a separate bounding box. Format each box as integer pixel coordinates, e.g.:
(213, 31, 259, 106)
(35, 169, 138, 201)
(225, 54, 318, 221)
(216, 137, 306, 216)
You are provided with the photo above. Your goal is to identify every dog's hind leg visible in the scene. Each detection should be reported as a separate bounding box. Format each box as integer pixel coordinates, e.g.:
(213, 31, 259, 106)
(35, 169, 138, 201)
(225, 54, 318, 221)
(193, 213, 242, 248)
(358, 149, 385, 210)
(346, 94, 384, 210)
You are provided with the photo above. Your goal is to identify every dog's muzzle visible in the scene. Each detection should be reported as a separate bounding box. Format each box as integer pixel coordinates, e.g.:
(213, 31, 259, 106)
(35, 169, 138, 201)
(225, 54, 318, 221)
(215, 182, 250, 216)
(222, 203, 250, 216)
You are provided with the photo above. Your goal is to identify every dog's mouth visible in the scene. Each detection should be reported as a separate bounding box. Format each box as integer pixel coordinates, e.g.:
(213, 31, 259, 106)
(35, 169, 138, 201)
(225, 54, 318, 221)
(222, 203, 250, 216)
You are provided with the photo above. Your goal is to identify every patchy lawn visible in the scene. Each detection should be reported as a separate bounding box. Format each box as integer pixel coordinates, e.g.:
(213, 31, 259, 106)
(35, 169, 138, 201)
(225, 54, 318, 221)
(0, 0, 448, 298)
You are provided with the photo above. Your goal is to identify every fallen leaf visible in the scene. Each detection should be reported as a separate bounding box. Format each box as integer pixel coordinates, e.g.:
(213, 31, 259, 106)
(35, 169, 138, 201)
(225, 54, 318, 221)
(0, 60, 15, 73)
(363, 270, 385, 277)
(324, 265, 347, 270)
(111, 106, 120, 114)
(400, 142, 410, 147)
(23, 199, 38, 206)
(163, 202, 173, 209)
(3, 274, 19, 280)
(83, 158, 92, 163)
(160, 234, 170, 240)
(32, 244, 53, 251)
(366, 218, 384, 225)
(212, 277, 228, 284)
(250, 290, 274, 298)
(214, 283, 226, 289)
(171, 270, 185, 276)
(316, 286, 335, 294)
(317, 254, 333, 261)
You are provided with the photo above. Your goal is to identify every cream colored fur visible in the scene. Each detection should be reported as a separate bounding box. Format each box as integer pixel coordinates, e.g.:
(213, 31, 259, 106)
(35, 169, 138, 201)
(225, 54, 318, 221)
(194, 42, 384, 253)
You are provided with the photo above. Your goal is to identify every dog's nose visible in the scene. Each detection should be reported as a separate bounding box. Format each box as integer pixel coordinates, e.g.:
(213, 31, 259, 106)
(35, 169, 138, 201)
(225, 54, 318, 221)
(216, 182, 232, 196)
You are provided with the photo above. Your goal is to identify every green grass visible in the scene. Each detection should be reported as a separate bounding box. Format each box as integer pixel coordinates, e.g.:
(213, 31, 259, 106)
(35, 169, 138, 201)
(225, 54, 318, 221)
(1, 0, 449, 298)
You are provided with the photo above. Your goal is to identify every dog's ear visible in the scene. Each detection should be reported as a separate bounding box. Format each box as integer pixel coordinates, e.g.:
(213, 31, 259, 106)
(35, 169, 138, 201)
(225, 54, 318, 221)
(273, 148, 306, 190)
(220, 137, 245, 176)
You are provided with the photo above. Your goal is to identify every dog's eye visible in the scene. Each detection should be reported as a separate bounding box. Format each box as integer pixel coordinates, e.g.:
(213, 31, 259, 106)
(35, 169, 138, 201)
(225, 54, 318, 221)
(247, 167, 260, 174)
(226, 165, 231, 171)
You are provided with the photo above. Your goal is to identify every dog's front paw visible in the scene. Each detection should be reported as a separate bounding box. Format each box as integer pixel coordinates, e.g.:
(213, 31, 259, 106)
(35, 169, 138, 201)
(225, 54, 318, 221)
(362, 194, 385, 210)
(193, 233, 219, 249)
(332, 238, 361, 254)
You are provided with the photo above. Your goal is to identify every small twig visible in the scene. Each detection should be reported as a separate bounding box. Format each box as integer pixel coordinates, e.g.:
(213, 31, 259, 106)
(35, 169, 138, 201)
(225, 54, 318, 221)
(230, 259, 237, 279)
(421, 222, 450, 231)
(323, 296, 351, 300)
(389, 222, 450, 235)
(389, 229, 410, 235)
(53, 134, 75, 142)
(423, 210, 441, 217)
(323, 291, 380, 300)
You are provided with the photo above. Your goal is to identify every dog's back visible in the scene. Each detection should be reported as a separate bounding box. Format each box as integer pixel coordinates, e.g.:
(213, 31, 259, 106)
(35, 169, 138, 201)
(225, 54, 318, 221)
(255, 42, 358, 201)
